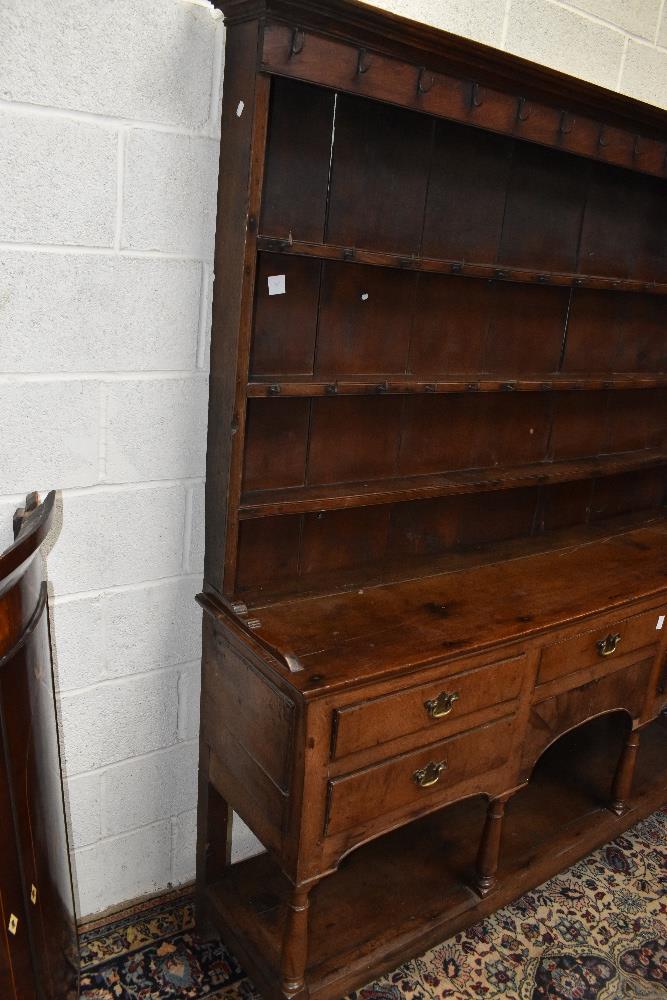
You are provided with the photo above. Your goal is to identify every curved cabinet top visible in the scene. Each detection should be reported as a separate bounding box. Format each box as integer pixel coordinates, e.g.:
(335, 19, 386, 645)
(0, 491, 55, 583)
(0, 492, 55, 656)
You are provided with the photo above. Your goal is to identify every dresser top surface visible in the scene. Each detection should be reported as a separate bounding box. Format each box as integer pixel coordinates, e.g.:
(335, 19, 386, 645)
(241, 514, 667, 695)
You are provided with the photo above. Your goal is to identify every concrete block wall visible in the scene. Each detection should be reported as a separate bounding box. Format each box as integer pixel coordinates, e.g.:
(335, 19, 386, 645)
(0, 0, 235, 919)
(376, 0, 667, 109)
(1, 0, 665, 919)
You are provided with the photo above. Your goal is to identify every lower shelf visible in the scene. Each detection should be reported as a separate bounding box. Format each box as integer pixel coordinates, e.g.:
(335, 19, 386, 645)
(204, 714, 667, 1000)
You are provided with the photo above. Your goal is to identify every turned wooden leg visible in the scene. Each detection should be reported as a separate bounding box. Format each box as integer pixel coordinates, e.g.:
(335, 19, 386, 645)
(474, 794, 510, 898)
(610, 728, 641, 816)
(281, 885, 313, 999)
(196, 740, 232, 934)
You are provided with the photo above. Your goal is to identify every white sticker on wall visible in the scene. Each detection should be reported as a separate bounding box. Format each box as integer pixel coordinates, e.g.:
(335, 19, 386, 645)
(236, 100, 245, 117)
(657, 614, 665, 630)
(268, 274, 286, 296)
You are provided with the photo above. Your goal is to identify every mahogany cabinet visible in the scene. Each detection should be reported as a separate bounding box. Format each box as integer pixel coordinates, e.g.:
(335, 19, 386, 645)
(0, 494, 79, 999)
(196, 2, 667, 997)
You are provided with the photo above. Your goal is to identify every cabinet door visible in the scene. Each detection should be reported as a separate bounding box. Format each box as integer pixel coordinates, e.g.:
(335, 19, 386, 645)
(0, 747, 35, 999)
(0, 596, 79, 1000)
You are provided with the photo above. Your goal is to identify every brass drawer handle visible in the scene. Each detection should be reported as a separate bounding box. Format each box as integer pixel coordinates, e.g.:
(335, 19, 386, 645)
(413, 759, 447, 788)
(424, 690, 460, 719)
(597, 633, 621, 657)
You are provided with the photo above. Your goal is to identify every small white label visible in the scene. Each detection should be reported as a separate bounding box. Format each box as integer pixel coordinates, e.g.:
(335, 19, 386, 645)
(236, 100, 244, 117)
(361, 292, 369, 301)
(657, 614, 665, 630)
(268, 274, 286, 296)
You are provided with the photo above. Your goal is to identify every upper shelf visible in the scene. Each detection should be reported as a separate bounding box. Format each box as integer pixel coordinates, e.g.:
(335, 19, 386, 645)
(231, 512, 667, 694)
(239, 448, 667, 519)
(257, 237, 667, 296)
(258, 76, 666, 290)
(255, 14, 667, 181)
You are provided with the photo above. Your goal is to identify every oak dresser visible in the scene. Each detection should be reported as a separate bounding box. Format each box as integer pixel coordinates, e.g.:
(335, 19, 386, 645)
(196, 2, 667, 997)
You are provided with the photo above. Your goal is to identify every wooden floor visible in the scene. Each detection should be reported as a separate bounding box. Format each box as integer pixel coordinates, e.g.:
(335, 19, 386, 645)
(206, 713, 667, 1000)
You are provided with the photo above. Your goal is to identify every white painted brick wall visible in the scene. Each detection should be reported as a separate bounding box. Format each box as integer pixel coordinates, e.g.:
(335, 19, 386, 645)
(0, 113, 118, 245)
(375, 0, 667, 110)
(123, 131, 220, 255)
(2, 381, 100, 492)
(0, 0, 665, 919)
(103, 742, 199, 837)
(105, 377, 209, 482)
(74, 820, 174, 917)
(0, 254, 203, 372)
(59, 671, 180, 773)
(0, 0, 225, 918)
(1, 1, 217, 127)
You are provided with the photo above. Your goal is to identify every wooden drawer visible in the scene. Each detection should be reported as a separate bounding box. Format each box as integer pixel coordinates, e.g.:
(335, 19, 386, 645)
(537, 608, 660, 686)
(522, 656, 653, 774)
(331, 653, 525, 759)
(325, 714, 514, 837)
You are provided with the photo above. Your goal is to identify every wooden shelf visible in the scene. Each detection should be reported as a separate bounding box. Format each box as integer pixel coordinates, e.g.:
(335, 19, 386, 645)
(240, 448, 667, 519)
(238, 510, 667, 608)
(257, 236, 667, 296)
(205, 714, 667, 1000)
(247, 373, 667, 397)
(244, 514, 667, 693)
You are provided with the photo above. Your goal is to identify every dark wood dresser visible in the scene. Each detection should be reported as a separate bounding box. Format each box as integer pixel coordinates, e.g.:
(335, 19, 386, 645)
(0, 493, 79, 999)
(196, 2, 667, 997)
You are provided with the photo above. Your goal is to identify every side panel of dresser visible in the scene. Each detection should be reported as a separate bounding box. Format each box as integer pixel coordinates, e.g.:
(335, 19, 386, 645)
(198, 613, 309, 893)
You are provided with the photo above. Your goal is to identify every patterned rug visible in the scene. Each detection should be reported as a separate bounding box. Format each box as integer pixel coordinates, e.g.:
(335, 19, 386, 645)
(79, 809, 667, 1000)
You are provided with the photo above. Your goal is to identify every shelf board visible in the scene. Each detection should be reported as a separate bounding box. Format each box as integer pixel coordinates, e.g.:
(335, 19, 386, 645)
(239, 448, 667, 519)
(245, 515, 667, 694)
(247, 373, 667, 397)
(257, 236, 667, 296)
(204, 714, 667, 1000)
(238, 510, 667, 608)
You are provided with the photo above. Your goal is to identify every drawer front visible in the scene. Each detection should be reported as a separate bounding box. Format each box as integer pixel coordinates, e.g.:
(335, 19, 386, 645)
(522, 656, 653, 774)
(538, 609, 660, 687)
(332, 653, 525, 760)
(325, 714, 514, 837)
